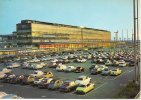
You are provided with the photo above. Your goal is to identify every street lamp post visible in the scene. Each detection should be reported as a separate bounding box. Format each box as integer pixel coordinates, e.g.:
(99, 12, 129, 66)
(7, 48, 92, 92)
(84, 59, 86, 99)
(80, 26, 85, 50)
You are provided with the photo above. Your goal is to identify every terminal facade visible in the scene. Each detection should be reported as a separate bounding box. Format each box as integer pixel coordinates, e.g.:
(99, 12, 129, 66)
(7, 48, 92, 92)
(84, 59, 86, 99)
(16, 20, 111, 50)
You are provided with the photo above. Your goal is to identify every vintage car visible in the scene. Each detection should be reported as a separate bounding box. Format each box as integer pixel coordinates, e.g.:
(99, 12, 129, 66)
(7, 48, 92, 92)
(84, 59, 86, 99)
(76, 83, 95, 94)
(48, 62, 58, 68)
(21, 62, 30, 69)
(33, 77, 44, 86)
(76, 58, 87, 63)
(21, 75, 37, 84)
(28, 58, 40, 63)
(89, 64, 99, 70)
(8, 75, 24, 84)
(56, 64, 67, 71)
(118, 60, 127, 67)
(6, 63, 20, 69)
(113, 60, 119, 66)
(0, 68, 12, 79)
(64, 66, 76, 72)
(21, 75, 31, 85)
(29, 71, 44, 78)
(42, 71, 53, 78)
(109, 68, 122, 76)
(74, 67, 85, 73)
(59, 80, 79, 92)
(38, 78, 53, 88)
(51, 59, 58, 63)
(105, 60, 113, 66)
(101, 68, 110, 76)
(48, 79, 64, 90)
(75, 75, 91, 85)
(90, 65, 107, 75)
(2, 73, 16, 83)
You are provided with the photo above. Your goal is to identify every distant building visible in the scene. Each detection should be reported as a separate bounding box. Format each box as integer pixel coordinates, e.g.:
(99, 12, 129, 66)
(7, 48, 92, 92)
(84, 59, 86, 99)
(16, 20, 111, 50)
(0, 34, 16, 48)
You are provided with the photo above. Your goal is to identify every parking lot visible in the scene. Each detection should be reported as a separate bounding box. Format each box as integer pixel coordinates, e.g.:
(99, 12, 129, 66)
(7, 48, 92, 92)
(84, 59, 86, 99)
(0, 47, 138, 99)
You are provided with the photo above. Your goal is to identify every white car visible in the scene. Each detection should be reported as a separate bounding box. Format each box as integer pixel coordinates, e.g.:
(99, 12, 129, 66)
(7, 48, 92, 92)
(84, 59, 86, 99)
(64, 66, 76, 72)
(6, 63, 20, 69)
(76, 58, 87, 63)
(75, 75, 91, 85)
(33, 78, 44, 85)
(0, 68, 12, 74)
(21, 62, 30, 69)
(31, 64, 44, 70)
(105, 60, 113, 66)
(0, 68, 12, 79)
(30, 71, 44, 78)
(51, 59, 58, 63)
(97, 65, 108, 72)
(28, 58, 40, 63)
(118, 60, 127, 67)
(56, 64, 67, 71)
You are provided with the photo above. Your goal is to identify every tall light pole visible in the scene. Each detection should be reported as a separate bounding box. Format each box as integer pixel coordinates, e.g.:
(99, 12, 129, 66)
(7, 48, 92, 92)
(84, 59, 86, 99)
(133, 0, 139, 82)
(122, 29, 123, 41)
(127, 29, 128, 41)
(80, 26, 85, 50)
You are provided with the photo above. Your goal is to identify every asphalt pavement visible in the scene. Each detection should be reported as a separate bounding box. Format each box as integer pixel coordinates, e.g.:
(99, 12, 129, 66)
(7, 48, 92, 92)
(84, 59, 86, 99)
(0, 60, 135, 99)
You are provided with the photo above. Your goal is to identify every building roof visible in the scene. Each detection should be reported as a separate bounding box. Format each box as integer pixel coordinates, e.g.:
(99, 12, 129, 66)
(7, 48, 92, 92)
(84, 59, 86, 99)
(19, 19, 110, 32)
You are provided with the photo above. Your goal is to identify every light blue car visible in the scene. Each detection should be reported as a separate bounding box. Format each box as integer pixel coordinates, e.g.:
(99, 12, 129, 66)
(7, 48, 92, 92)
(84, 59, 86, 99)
(101, 68, 110, 76)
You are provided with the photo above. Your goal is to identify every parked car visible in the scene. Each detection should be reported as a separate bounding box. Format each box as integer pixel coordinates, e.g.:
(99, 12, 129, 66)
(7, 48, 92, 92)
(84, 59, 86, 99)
(59, 80, 79, 92)
(29, 63, 44, 70)
(38, 78, 53, 88)
(0, 68, 12, 79)
(2, 73, 16, 83)
(105, 60, 113, 66)
(28, 58, 40, 63)
(64, 66, 76, 72)
(76, 83, 95, 94)
(101, 68, 110, 76)
(43, 71, 53, 78)
(74, 67, 85, 73)
(56, 64, 67, 71)
(51, 59, 58, 63)
(33, 77, 44, 86)
(0, 68, 12, 74)
(29, 71, 44, 78)
(21, 75, 37, 84)
(109, 68, 122, 76)
(48, 79, 64, 90)
(6, 63, 20, 69)
(118, 60, 127, 67)
(21, 62, 30, 69)
(113, 60, 119, 66)
(76, 58, 87, 63)
(21, 75, 32, 85)
(48, 62, 58, 68)
(89, 64, 99, 70)
(75, 75, 91, 85)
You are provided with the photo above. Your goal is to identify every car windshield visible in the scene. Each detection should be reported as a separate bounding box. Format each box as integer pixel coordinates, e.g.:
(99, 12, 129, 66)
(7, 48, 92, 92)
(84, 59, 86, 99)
(79, 85, 86, 88)
(104, 68, 108, 71)
(77, 78, 83, 80)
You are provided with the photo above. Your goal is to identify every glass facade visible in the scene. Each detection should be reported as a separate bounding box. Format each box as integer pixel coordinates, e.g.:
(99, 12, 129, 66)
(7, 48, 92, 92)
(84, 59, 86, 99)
(16, 20, 111, 49)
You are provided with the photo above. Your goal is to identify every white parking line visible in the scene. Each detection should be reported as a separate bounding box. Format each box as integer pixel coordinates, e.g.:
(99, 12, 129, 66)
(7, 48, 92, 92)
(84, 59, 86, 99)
(93, 82, 107, 91)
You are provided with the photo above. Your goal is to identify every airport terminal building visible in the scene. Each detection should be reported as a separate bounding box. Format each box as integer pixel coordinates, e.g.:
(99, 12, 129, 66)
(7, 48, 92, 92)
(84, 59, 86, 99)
(16, 20, 111, 50)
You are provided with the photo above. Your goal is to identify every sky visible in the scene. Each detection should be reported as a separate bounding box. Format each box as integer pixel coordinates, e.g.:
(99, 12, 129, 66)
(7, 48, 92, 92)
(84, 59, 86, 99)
(0, 0, 133, 40)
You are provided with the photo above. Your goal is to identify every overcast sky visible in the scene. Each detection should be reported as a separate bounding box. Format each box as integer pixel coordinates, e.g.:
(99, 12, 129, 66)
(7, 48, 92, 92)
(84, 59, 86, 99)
(0, 0, 133, 40)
